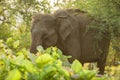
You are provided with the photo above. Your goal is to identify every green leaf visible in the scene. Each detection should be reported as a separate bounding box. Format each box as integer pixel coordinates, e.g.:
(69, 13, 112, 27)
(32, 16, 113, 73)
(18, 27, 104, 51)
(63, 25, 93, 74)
(57, 48, 63, 55)
(28, 53, 37, 64)
(85, 70, 96, 79)
(37, 45, 44, 53)
(45, 47, 52, 54)
(36, 54, 53, 68)
(22, 59, 36, 72)
(52, 51, 60, 59)
(13, 40, 19, 48)
(71, 59, 82, 73)
(61, 68, 70, 80)
(52, 47, 58, 51)
(5, 69, 21, 80)
(40, 65, 56, 79)
(6, 37, 14, 46)
(14, 54, 24, 66)
(56, 60, 62, 67)
(78, 70, 96, 80)
(7, 37, 13, 43)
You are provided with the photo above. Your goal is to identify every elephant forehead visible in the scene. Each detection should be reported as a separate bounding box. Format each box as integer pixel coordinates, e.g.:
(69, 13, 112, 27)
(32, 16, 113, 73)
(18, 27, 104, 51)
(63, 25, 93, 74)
(32, 14, 55, 22)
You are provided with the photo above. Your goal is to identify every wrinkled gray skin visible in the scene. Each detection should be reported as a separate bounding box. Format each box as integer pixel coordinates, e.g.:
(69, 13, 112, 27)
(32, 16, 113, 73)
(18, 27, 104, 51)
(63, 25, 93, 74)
(30, 9, 110, 74)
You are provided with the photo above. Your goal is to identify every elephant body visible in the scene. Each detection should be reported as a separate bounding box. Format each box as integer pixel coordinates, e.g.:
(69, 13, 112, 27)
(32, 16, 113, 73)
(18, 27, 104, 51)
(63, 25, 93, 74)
(66, 9, 110, 74)
(30, 9, 110, 74)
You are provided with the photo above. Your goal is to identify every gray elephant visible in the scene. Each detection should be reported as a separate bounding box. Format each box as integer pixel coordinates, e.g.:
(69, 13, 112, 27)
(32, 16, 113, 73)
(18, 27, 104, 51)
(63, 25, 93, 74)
(66, 9, 110, 74)
(30, 9, 110, 74)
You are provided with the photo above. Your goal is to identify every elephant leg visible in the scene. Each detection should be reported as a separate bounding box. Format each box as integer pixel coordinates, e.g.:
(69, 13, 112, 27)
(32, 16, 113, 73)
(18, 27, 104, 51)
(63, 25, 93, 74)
(97, 60, 106, 74)
(97, 39, 110, 74)
(81, 63, 84, 66)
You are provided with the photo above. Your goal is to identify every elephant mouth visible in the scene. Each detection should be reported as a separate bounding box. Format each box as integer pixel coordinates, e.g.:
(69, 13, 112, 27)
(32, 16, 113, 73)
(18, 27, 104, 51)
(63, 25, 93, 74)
(42, 32, 57, 48)
(43, 38, 56, 47)
(30, 48, 37, 54)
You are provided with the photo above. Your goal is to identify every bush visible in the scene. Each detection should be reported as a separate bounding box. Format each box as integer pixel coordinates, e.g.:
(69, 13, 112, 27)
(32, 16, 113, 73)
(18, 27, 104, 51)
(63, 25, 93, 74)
(1, 40, 120, 80)
(0, 40, 105, 80)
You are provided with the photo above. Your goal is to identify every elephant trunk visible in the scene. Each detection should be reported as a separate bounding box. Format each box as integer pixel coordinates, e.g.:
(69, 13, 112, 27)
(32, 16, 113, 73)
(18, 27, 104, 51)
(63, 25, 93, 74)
(30, 47, 37, 53)
(30, 38, 42, 54)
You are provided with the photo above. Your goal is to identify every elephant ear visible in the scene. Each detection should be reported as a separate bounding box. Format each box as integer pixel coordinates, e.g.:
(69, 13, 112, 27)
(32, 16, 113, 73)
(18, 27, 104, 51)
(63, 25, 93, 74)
(57, 16, 73, 40)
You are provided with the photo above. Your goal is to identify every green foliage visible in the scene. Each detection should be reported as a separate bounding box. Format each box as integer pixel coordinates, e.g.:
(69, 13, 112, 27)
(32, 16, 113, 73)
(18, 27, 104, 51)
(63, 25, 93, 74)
(105, 65, 120, 80)
(0, 0, 52, 52)
(36, 54, 53, 68)
(0, 42, 108, 80)
(6, 69, 21, 80)
(71, 59, 82, 73)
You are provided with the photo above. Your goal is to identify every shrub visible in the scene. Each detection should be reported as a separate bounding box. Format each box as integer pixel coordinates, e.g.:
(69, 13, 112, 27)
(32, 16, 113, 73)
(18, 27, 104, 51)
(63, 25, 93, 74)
(0, 41, 119, 80)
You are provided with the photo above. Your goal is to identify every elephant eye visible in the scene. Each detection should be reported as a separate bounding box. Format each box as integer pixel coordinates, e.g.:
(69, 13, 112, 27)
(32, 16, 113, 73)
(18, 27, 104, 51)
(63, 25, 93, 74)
(43, 30, 55, 40)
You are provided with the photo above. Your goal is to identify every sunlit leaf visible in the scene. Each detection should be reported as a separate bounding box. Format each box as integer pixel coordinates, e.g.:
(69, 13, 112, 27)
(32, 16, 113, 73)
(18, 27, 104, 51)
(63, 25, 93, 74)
(56, 60, 62, 67)
(5, 69, 21, 80)
(28, 52, 37, 64)
(6, 37, 13, 46)
(52, 51, 60, 59)
(40, 65, 57, 79)
(22, 59, 36, 72)
(82, 70, 96, 79)
(37, 45, 44, 54)
(14, 54, 24, 66)
(45, 47, 52, 54)
(13, 40, 19, 48)
(71, 59, 82, 73)
(61, 68, 70, 79)
(36, 54, 53, 68)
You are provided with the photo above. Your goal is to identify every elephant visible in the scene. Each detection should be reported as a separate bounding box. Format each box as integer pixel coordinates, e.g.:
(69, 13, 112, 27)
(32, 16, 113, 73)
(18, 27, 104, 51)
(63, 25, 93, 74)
(30, 9, 111, 74)
(30, 10, 82, 62)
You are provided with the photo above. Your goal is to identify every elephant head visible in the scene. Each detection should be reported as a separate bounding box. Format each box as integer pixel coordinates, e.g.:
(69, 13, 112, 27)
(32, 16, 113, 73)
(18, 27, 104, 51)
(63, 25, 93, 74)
(30, 11, 74, 54)
(30, 14, 57, 53)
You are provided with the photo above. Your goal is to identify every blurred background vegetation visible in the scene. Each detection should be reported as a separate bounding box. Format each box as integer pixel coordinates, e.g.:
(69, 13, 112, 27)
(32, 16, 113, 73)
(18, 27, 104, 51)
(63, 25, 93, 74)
(0, 0, 120, 79)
